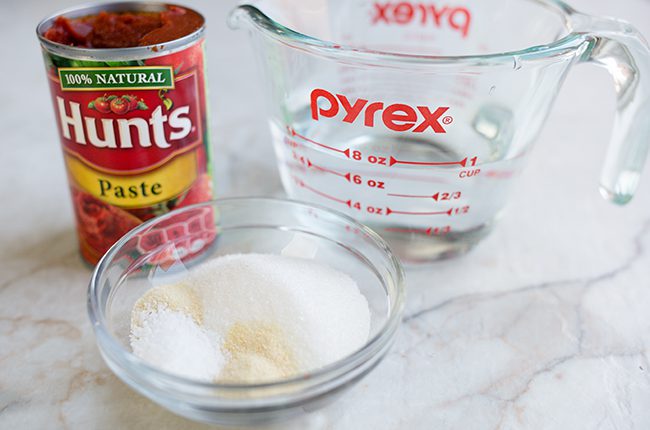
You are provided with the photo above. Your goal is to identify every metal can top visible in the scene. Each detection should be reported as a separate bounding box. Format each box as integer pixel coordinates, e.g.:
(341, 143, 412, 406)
(36, 2, 206, 61)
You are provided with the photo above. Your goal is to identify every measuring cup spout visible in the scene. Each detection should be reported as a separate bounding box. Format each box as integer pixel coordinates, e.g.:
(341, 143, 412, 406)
(229, 3, 309, 35)
(571, 13, 650, 204)
(227, 5, 259, 31)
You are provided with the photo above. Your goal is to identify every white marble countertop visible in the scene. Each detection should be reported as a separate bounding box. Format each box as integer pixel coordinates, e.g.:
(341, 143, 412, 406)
(2, 0, 650, 428)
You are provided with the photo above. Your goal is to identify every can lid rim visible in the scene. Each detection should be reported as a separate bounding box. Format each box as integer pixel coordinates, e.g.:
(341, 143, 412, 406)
(36, 1, 206, 61)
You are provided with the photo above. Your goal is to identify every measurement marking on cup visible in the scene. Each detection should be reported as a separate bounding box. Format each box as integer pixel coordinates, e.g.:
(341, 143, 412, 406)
(293, 176, 350, 205)
(286, 129, 479, 172)
(387, 191, 462, 201)
(385, 205, 470, 216)
(292, 151, 388, 188)
(385, 226, 452, 236)
(386, 208, 452, 216)
(294, 175, 471, 217)
(292, 151, 351, 180)
(389, 156, 476, 167)
(288, 127, 350, 157)
(310, 162, 351, 181)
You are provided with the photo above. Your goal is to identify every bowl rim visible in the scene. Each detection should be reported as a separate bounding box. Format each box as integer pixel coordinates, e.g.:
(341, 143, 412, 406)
(88, 197, 405, 404)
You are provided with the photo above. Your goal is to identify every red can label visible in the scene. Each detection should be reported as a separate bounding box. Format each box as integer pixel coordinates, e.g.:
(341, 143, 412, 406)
(43, 40, 213, 264)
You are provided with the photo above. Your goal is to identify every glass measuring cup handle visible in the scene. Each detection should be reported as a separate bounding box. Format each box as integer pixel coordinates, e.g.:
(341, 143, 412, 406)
(572, 13, 650, 204)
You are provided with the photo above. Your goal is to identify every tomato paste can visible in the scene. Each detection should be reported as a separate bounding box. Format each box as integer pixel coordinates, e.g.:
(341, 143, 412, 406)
(37, 3, 214, 265)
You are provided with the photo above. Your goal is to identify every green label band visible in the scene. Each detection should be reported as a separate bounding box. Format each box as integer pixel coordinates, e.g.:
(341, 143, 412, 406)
(58, 66, 175, 91)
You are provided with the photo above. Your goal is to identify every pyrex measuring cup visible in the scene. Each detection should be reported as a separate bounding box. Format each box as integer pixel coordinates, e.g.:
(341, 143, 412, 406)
(230, 0, 650, 262)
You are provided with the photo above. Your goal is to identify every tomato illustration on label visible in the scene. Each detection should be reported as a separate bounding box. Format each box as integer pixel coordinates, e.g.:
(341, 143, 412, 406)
(91, 96, 111, 113)
(88, 94, 148, 114)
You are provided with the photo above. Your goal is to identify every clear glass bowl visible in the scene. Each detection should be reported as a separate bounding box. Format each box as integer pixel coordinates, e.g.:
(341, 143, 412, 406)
(87, 198, 405, 425)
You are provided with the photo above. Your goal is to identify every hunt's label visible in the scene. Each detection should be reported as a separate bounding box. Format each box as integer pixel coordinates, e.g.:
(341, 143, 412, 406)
(43, 39, 213, 264)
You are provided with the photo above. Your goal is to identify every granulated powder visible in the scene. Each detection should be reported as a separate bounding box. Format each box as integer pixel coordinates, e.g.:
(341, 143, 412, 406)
(219, 321, 298, 383)
(129, 253, 371, 383)
(130, 306, 224, 381)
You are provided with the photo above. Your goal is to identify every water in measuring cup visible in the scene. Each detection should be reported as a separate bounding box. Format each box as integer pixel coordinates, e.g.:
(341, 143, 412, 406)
(269, 105, 524, 262)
